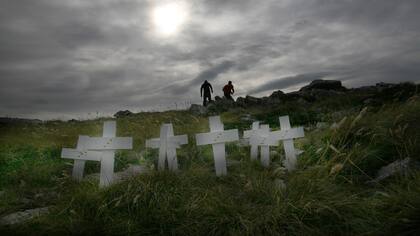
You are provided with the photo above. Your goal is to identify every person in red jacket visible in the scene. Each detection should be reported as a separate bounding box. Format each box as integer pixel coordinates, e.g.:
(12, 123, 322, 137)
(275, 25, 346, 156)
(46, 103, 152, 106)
(223, 81, 235, 101)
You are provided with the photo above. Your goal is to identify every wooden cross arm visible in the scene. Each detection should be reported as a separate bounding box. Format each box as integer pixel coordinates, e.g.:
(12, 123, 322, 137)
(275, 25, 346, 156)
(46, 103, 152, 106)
(269, 127, 304, 140)
(195, 129, 239, 146)
(250, 135, 279, 146)
(61, 148, 102, 161)
(243, 130, 257, 139)
(86, 137, 133, 150)
(145, 138, 160, 148)
(168, 135, 188, 147)
(146, 135, 188, 149)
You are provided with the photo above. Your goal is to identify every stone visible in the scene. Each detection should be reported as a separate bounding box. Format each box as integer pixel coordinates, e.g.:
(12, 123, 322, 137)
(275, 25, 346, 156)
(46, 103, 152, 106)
(367, 158, 418, 184)
(244, 95, 262, 106)
(300, 79, 346, 91)
(316, 122, 328, 130)
(0, 207, 50, 226)
(114, 164, 149, 182)
(240, 114, 254, 122)
(114, 110, 134, 118)
(236, 97, 246, 107)
(189, 104, 207, 115)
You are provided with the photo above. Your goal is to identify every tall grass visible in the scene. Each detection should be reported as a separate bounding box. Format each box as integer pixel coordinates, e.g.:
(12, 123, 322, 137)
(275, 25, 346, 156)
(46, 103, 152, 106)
(1, 97, 420, 235)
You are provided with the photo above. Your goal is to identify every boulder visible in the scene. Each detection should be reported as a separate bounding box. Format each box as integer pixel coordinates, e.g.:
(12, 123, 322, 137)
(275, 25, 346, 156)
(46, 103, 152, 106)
(236, 97, 246, 107)
(300, 79, 346, 91)
(114, 164, 149, 182)
(367, 158, 419, 184)
(1, 207, 50, 225)
(114, 110, 134, 118)
(214, 96, 223, 101)
(244, 95, 262, 106)
(189, 104, 207, 115)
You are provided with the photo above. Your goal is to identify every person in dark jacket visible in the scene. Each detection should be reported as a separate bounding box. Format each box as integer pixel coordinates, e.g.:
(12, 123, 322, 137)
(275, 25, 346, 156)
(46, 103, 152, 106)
(200, 80, 213, 106)
(223, 81, 234, 101)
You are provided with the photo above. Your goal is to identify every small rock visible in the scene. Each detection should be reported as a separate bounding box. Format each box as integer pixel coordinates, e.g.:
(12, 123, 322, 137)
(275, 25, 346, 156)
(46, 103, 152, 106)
(114, 164, 149, 182)
(1, 207, 50, 225)
(114, 110, 134, 118)
(316, 122, 328, 130)
(240, 114, 254, 122)
(367, 158, 417, 184)
(189, 104, 207, 115)
(85, 165, 149, 183)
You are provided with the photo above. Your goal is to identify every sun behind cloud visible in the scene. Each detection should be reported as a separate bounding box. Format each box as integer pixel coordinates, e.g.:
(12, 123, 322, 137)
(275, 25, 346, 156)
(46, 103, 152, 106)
(152, 1, 189, 36)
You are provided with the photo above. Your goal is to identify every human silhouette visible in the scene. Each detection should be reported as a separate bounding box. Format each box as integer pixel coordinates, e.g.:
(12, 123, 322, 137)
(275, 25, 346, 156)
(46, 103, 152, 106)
(223, 81, 235, 101)
(200, 80, 213, 106)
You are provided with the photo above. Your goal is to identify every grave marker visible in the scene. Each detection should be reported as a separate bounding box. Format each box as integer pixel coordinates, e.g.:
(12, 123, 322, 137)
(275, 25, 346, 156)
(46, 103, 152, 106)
(271, 116, 304, 171)
(195, 116, 239, 176)
(145, 123, 188, 171)
(61, 121, 133, 187)
(243, 122, 278, 167)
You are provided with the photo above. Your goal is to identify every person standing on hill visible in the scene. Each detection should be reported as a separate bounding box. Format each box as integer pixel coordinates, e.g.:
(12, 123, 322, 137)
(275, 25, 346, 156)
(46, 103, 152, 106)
(223, 81, 235, 101)
(200, 80, 213, 106)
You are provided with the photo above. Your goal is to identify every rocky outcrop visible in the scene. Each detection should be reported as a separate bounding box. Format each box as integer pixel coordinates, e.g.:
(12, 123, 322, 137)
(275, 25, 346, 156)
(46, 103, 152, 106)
(300, 79, 346, 91)
(1, 207, 50, 225)
(189, 104, 208, 115)
(188, 80, 418, 114)
(0, 117, 42, 124)
(114, 110, 134, 118)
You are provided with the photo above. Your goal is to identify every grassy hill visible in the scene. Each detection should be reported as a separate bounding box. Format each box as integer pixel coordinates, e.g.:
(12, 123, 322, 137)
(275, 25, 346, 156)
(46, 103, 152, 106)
(1, 82, 420, 235)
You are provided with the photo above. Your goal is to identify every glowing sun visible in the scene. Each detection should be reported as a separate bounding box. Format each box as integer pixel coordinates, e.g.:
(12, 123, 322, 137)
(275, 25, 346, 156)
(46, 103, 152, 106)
(152, 2, 188, 36)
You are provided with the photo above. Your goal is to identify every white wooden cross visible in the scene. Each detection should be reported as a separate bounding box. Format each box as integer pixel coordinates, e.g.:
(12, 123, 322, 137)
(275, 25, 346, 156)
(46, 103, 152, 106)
(243, 121, 261, 161)
(270, 116, 304, 171)
(243, 122, 278, 167)
(61, 121, 133, 187)
(145, 123, 188, 171)
(195, 116, 239, 176)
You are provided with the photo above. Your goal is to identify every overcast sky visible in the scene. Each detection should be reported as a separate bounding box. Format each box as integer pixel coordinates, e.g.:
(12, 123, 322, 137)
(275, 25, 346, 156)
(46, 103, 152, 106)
(1, 0, 419, 119)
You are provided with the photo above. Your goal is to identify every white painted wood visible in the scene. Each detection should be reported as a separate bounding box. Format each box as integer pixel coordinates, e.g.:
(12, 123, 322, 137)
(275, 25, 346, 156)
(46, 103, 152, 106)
(243, 123, 278, 167)
(100, 121, 117, 187)
(195, 129, 238, 145)
(85, 137, 132, 150)
(269, 127, 304, 141)
(195, 116, 239, 176)
(243, 121, 260, 160)
(61, 121, 133, 187)
(72, 136, 88, 181)
(278, 116, 304, 171)
(259, 125, 271, 167)
(61, 148, 102, 162)
(145, 123, 188, 171)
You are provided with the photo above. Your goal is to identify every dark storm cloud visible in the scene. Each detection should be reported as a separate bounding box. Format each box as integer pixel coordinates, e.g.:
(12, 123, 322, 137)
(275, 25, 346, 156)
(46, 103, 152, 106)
(0, 0, 419, 119)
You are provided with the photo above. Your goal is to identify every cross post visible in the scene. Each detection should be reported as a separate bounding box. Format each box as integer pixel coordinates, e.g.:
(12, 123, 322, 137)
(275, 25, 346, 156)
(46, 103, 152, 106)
(145, 123, 188, 171)
(195, 116, 239, 176)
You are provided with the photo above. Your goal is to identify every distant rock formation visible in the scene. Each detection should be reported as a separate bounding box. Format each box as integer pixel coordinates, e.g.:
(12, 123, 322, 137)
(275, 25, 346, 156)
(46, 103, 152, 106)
(0, 117, 42, 124)
(188, 79, 418, 114)
(114, 110, 134, 118)
(300, 79, 346, 91)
